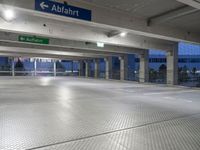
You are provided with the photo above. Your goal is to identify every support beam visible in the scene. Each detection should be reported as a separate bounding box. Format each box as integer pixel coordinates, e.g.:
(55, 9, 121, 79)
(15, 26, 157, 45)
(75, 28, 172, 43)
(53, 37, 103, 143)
(11, 57, 15, 77)
(79, 60, 84, 77)
(167, 44, 178, 85)
(104, 57, 112, 80)
(176, 0, 200, 10)
(0, 51, 95, 61)
(71, 61, 74, 76)
(0, 45, 108, 59)
(0, 31, 155, 55)
(139, 50, 149, 83)
(34, 58, 37, 76)
(119, 55, 128, 80)
(84, 61, 90, 78)
(148, 6, 199, 26)
(94, 59, 100, 78)
(53, 60, 56, 77)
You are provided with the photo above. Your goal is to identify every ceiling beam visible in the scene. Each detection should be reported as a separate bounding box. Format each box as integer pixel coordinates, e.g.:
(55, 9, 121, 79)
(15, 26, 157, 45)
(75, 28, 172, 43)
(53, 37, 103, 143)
(0, 45, 110, 58)
(0, 51, 91, 60)
(0, 41, 122, 57)
(148, 6, 199, 26)
(0, 31, 144, 54)
(176, 0, 200, 10)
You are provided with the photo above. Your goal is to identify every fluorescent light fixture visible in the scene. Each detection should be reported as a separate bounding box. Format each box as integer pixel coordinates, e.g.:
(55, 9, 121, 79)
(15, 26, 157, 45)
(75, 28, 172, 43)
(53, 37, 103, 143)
(107, 31, 128, 38)
(120, 32, 127, 37)
(97, 42, 105, 48)
(3, 9, 15, 21)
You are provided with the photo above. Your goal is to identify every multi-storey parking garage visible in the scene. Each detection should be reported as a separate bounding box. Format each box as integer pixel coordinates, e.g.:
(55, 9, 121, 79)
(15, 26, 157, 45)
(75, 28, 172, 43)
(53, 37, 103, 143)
(0, 0, 200, 150)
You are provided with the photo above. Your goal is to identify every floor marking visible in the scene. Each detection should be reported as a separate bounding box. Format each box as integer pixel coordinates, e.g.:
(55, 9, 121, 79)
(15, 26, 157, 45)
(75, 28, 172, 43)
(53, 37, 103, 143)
(143, 90, 199, 96)
(186, 100, 193, 103)
(163, 97, 174, 100)
(164, 97, 193, 103)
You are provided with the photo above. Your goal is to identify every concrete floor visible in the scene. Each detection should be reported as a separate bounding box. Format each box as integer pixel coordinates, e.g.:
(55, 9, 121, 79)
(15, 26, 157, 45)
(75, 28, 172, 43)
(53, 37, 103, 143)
(0, 77, 200, 150)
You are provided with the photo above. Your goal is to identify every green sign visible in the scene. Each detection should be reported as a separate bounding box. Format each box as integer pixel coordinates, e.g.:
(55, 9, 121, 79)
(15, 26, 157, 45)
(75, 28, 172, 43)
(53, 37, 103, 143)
(18, 35, 49, 44)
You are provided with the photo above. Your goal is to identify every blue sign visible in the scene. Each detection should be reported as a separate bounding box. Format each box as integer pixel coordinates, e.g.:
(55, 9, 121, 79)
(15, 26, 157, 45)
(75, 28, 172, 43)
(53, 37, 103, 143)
(35, 0, 92, 21)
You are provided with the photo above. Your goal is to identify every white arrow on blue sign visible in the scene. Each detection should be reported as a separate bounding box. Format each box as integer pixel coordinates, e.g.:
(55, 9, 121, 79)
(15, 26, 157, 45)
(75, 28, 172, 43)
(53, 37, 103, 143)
(40, 2, 49, 10)
(35, 0, 92, 21)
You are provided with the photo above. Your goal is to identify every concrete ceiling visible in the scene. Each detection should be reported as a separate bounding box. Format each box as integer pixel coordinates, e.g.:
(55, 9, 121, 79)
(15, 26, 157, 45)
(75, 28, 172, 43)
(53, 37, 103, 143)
(0, 10, 175, 51)
(82, 0, 184, 18)
(80, 0, 200, 34)
(165, 11, 200, 33)
(0, 0, 199, 60)
(0, 0, 199, 43)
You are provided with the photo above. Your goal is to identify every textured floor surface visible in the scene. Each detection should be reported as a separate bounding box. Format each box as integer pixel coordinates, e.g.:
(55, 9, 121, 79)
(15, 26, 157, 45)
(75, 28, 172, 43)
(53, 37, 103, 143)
(0, 77, 200, 150)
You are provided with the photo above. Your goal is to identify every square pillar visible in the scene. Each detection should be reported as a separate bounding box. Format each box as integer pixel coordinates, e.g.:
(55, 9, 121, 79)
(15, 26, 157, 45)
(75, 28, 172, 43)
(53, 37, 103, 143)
(119, 55, 128, 80)
(34, 58, 37, 76)
(84, 60, 90, 78)
(94, 59, 100, 78)
(53, 60, 57, 77)
(139, 50, 149, 83)
(104, 57, 112, 80)
(11, 57, 15, 77)
(71, 61, 74, 76)
(79, 60, 84, 77)
(167, 44, 178, 85)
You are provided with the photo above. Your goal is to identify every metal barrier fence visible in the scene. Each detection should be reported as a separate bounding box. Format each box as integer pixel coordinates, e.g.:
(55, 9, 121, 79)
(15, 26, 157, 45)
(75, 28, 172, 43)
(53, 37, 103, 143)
(99, 71, 106, 79)
(0, 70, 79, 77)
(0, 71, 12, 76)
(149, 72, 166, 84)
(1, 68, 199, 88)
(126, 70, 139, 82)
(0, 65, 12, 76)
(110, 70, 120, 80)
(179, 73, 200, 87)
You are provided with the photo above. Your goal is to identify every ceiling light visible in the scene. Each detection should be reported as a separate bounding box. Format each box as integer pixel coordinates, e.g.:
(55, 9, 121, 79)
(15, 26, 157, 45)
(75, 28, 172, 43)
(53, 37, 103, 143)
(97, 42, 104, 48)
(120, 32, 127, 37)
(3, 9, 15, 21)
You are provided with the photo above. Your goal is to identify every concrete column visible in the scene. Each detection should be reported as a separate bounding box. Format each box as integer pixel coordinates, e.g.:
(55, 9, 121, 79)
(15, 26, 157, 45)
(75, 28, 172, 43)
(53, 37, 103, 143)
(84, 61, 90, 78)
(53, 60, 56, 77)
(34, 58, 37, 76)
(94, 59, 100, 78)
(71, 61, 74, 76)
(79, 60, 84, 76)
(104, 57, 112, 80)
(119, 55, 128, 80)
(167, 44, 178, 85)
(11, 57, 15, 77)
(139, 50, 149, 83)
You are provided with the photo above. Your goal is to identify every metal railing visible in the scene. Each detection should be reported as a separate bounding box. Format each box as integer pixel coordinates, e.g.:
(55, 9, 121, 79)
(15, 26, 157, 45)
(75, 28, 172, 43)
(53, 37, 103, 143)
(56, 71, 79, 76)
(179, 73, 200, 87)
(126, 70, 139, 82)
(149, 71, 166, 84)
(0, 71, 12, 76)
